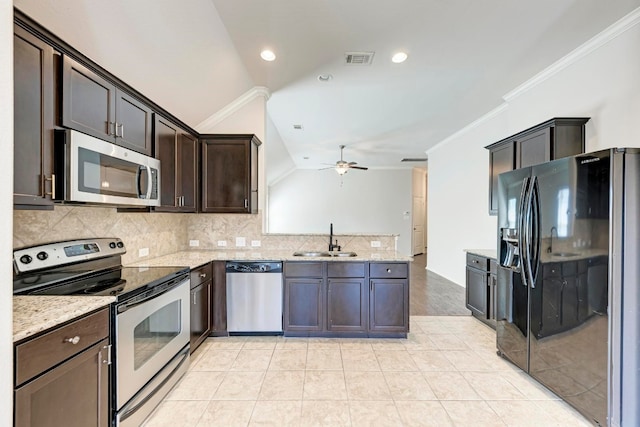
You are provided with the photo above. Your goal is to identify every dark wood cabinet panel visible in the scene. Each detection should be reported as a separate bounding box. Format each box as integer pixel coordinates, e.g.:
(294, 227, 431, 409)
(488, 142, 515, 215)
(62, 55, 115, 141)
(15, 338, 110, 427)
(13, 25, 55, 209)
(327, 279, 367, 333)
(465, 253, 497, 328)
(190, 281, 211, 353)
(466, 266, 487, 317)
(154, 115, 198, 212)
(369, 279, 409, 333)
(211, 261, 227, 334)
(200, 134, 261, 213)
(284, 278, 324, 332)
(115, 90, 153, 155)
(517, 128, 550, 168)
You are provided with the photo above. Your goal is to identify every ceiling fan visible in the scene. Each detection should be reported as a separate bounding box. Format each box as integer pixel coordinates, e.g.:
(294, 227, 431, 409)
(321, 145, 369, 175)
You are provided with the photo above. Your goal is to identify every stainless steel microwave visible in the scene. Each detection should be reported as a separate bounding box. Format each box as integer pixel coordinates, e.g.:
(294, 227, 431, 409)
(54, 130, 160, 207)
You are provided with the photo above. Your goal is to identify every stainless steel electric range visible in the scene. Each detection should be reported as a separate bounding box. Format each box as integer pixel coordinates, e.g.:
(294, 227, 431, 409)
(13, 238, 191, 427)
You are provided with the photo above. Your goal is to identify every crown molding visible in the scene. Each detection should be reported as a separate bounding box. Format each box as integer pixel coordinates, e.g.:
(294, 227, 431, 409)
(195, 86, 271, 132)
(503, 6, 640, 102)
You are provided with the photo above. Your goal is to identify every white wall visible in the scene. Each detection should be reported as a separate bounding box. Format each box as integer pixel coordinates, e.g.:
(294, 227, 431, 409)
(268, 168, 414, 255)
(1, 0, 12, 422)
(427, 13, 640, 286)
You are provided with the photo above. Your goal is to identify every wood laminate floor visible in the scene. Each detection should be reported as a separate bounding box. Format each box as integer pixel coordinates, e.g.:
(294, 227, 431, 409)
(410, 254, 470, 316)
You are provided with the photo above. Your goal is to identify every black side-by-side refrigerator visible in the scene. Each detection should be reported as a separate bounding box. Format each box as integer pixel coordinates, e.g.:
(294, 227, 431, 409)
(496, 148, 640, 427)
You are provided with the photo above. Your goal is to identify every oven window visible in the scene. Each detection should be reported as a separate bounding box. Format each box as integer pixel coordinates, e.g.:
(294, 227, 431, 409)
(133, 300, 181, 370)
(78, 147, 147, 198)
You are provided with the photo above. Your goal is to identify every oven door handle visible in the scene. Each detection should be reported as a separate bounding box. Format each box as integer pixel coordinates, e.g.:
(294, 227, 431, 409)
(117, 278, 186, 314)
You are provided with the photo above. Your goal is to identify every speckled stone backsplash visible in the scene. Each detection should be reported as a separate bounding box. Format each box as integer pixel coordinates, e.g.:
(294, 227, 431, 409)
(14, 207, 398, 264)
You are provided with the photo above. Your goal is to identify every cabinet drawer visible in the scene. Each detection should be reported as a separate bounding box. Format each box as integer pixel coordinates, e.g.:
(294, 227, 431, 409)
(466, 253, 488, 271)
(284, 262, 323, 278)
(327, 262, 365, 278)
(15, 308, 109, 386)
(489, 259, 497, 274)
(369, 263, 408, 278)
(191, 262, 213, 288)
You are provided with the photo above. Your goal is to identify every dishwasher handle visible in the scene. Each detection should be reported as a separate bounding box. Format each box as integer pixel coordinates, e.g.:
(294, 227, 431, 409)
(226, 261, 282, 273)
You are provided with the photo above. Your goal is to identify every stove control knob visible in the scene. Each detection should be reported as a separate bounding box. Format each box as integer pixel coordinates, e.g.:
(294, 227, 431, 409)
(109, 242, 116, 249)
(116, 242, 124, 248)
(36, 251, 48, 261)
(19, 255, 32, 264)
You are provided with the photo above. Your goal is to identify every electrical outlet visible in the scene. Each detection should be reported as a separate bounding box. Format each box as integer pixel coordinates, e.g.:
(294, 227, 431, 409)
(189, 240, 199, 247)
(371, 241, 381, 248)
(138, 247, 149, 257)
(251, 240, 261, 247)
(217, 240, 227, 247)
(235, 237, 246, 247)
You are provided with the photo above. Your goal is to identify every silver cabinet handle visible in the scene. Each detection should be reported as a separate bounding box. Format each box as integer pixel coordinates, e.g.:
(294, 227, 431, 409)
(386, 268, 391, 273)
(181, 196, 185, 207)
(175, 196, 180, 207)
(192, 291, 197, 305)
(118, 123, 124, 139)
(199, 273, 207, 278)
(45, 174, 55, 200)
(65, 336, 80, 345)
(108, 121, 116, 136)
(244, 199, 248, 209)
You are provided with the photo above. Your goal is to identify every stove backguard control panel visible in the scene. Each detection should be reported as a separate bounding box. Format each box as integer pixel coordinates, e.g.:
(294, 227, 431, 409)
(13, 238, 126, 273)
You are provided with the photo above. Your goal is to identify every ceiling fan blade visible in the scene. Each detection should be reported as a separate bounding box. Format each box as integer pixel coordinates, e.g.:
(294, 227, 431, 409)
(318, 166, 335, 170)
(349, 165, 368, 170)
(348, 161, 358, 165)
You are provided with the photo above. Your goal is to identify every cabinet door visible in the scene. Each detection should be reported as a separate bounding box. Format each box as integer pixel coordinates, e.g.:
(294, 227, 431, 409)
(284, 278, 324, 332)
(466, 266, 487, 317)
(154, 115, 179, 211)
(369, 279, 409, 333)
(211, 261, 227, 333)
(201, 139, 249, 213)
(115, 90, 153, 155)
(488, 142, 515, 215)
(190, 281, 211, 353)
(62, 55, 116, 142)
(178, 132, 198, 212)
(488, 273, 497, 321)
(13, 25, 55, 208)
(327, 278, 367, 333)
(15, 338, 110, 427)
(517, 128, 550, 168)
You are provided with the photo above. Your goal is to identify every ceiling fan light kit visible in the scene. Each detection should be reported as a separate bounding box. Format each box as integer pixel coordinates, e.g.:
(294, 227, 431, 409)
(320, 145, 369, 175)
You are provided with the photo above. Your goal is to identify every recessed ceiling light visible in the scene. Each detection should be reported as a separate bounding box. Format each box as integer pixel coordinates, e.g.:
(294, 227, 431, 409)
(260, 49, 276, 61)
(317, 74, 333, 82)
(303, 156, 310, 160)
(293, 124, 303, 130)
(391, 52, 408, 63)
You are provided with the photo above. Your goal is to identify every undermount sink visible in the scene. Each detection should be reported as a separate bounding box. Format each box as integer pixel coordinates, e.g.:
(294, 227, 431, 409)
(551, 252, 580, 258)
(292, 251, 358, 257)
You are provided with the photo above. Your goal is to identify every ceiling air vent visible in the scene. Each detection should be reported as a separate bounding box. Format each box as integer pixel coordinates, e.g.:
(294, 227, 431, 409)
(401, 158, 428, 162)
(345, 51, 375, 65)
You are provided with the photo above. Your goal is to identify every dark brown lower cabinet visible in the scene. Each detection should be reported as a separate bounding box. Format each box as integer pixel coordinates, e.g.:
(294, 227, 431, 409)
(284, 278, 324, 333)
(190, 281, 211, 352)
(327, 278, 367, 333)
(369, 279, 409, 333)
(465, 253, 497, 328)
(211, 261, 228, 335)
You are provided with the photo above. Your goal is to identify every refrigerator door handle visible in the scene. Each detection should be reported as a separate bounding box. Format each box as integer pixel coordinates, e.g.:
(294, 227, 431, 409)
(523, 176, 536, 289)
(518, 177, 531, 287)
(530, 177, 541, 287)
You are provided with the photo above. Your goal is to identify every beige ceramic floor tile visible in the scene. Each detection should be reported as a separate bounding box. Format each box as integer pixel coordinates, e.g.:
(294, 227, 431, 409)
(375, 349, 419, 371)
(441, 400, 506, 427)
(259, 370, 305, 400)
(243, 336, 278, 350)
(207, 336, 247, 350)
(462, 371, 526, 400)
(408, 350, 457, 371)
(423, 371, 482, 400)
(533, 400, 593, 426)
(349, 401, 403, 427)
(341, 348, 380, 371)
(499, 370, 560, 400)
(444, 350, 495, 371)
(275, 337, 308, 350)
(269, 349, 307, 370)
(429, 334, 472, 350)
(487, 400, 562, 427)
(191, 349, 239, 371)
(249, 400, 302, 426)
(307, 338, 341, 350)
(165, 371, 225, 400)
(303, 370, 347, 400)
(196, 400, 255, 427)
(384, 371, 437, 400)
(300, 400, 351, 426)
(370, 340, 407, 351)
(212, 371, 265, 400)
(345, 371, 392, 400)
(402, 332, 439, 351)
(306, 349, 343, 370)
(230, 349, 273, 371)
(395, 401, 454, 426)
(143, 400, 209, 427)
(339, 339, 373, 350)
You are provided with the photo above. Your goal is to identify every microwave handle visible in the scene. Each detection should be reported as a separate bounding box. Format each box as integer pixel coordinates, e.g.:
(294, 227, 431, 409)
(136, 166, 145, 199)
(145, 165, 153, 200)
(136, 166, 153, 200)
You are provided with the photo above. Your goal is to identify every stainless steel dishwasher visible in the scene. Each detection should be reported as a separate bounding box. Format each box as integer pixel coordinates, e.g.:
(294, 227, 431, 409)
(226, 261, 283, 334)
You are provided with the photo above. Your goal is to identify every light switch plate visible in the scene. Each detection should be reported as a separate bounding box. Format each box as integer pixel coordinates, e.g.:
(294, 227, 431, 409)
(189, 240, 199, 247)
(251, 240, 261, 247)
(217, 240, 227, 247)
(138, 247, 149, 257)
(371, 241, 381, 248)
(235, 237, 246, 247)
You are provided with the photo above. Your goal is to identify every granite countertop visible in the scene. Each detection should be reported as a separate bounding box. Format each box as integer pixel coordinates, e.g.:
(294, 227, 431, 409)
(128, 249, 413, 269)
(14, 296, 115, 343)
(465, 249, 498, 260)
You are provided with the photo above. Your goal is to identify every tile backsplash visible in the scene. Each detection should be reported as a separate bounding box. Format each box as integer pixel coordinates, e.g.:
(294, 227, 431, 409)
(14, 206, 398, 264)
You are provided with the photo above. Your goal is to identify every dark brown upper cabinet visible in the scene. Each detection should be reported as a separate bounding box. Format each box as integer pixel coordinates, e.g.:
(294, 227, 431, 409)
(13, 24, 56, 209)
(62, 55, 153, 155)
(200, 134, 261, 214)
(485, 117, 589, 215)
(154, 115, 198, 212)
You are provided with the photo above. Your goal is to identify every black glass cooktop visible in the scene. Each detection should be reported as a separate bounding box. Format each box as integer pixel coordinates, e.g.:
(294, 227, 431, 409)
(14, 265, 189, 301)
